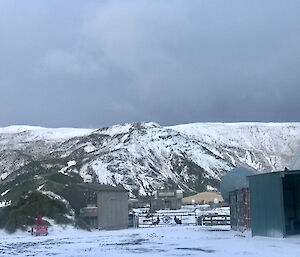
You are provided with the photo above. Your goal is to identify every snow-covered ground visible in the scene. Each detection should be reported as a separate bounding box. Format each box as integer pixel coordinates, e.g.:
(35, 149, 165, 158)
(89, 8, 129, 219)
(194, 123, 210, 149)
(0, 225, 300, 257)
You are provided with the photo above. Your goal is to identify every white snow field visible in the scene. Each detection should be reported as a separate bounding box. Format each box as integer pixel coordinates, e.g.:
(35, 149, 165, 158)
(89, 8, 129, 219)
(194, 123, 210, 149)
(0, 225, 300, 257)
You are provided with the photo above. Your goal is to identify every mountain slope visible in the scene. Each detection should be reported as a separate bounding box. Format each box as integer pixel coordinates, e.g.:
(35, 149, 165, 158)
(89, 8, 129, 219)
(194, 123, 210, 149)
(0, 122, 300, 202)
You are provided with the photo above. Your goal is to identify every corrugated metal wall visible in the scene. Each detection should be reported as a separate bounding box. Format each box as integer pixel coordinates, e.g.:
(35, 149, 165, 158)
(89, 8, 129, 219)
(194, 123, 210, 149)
(249, 173, 285, 237)
(97, 191, 128, 230)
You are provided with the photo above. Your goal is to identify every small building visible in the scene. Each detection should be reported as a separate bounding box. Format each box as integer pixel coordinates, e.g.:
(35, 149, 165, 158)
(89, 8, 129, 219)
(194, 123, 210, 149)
(150, 189, 183, 211)
(248, 170, 300, 237)
(220, 167, 255, 232)
(78, 183, 128, 230)
(229, 188, 250, 231)
(182, 192, 223, 205)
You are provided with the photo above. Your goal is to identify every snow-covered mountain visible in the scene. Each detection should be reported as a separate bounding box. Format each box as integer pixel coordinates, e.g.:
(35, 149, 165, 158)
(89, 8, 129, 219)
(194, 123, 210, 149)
(0, 122, 300, 200)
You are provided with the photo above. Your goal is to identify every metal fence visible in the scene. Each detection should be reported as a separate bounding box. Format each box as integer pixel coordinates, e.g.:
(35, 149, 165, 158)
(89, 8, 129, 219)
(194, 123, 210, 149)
(138, 212, 197, 227)
(129, 211, 230, 228)
(197, 214, 230, 226)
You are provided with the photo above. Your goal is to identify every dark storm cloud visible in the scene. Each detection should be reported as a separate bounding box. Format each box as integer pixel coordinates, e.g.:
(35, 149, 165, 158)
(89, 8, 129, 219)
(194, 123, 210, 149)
(0, 0, 299, 128)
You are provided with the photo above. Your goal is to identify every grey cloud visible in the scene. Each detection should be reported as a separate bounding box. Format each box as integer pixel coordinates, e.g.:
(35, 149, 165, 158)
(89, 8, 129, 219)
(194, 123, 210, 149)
(0, 0, 299, 128)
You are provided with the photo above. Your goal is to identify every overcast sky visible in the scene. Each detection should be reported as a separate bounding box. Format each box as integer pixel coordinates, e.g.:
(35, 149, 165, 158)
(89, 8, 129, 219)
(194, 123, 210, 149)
(0, 0, 299, 128)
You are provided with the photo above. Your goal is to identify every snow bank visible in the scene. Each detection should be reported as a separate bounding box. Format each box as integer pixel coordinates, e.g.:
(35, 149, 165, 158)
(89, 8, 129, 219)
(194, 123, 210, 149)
(0, 172, 8, 181)
(0, 189, 10, 196)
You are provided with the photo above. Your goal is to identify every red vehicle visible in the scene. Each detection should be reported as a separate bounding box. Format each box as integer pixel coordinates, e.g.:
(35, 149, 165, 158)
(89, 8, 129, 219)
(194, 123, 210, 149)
(31, 216, 48, 236)
(31, 225, 48, 236)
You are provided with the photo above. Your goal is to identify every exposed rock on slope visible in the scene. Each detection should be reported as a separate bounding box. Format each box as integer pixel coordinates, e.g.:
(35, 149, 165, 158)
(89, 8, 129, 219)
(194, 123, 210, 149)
(0, 122, 300, 201)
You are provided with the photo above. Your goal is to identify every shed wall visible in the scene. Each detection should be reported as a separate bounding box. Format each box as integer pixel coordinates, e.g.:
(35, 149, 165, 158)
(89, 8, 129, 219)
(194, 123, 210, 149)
(249, 173, 285, 237)
(150, 198, 182, 211)
(97, 191, 128, 230)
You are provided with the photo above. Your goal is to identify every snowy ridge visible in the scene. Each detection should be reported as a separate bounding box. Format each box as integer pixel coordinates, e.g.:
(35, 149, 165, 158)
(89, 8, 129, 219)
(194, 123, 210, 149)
(0, 125, 94, 147)
(171, 122, 300, 171)
(0, 122, 300, 197)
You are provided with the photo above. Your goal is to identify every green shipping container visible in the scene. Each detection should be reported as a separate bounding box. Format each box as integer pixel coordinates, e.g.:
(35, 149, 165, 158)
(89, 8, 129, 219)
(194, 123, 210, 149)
(248, 170, 300, 237)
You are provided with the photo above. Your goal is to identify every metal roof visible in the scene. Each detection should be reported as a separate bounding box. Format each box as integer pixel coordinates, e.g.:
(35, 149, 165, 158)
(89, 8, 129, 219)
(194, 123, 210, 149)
(247, 169, 300, 178)
(77, 183, 128, 192)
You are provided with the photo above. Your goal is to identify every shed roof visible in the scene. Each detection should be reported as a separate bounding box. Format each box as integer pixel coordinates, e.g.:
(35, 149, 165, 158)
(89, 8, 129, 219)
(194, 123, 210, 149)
(247, 169, 300, 178)
(77, 183, 128, 192)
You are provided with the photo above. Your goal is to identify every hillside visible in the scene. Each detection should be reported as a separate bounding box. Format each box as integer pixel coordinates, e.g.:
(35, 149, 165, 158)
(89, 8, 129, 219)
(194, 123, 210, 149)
(0, 122, 300, 204)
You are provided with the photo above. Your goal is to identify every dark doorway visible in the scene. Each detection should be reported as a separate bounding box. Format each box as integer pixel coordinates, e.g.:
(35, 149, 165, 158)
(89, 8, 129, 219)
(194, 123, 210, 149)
(283, 175, 300, 235)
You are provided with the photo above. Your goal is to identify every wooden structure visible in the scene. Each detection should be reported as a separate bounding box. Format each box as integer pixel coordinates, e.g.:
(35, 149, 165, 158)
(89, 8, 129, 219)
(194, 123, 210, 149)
(229, 188, 250, 231)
